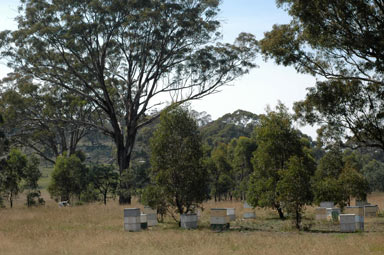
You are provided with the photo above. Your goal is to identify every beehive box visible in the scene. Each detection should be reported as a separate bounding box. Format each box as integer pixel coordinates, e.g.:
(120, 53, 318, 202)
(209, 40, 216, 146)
(143, 206, 156, 215)
(355, 200, 370, 206)
(244, 201, 253, 209)
(124, 208, 141, 232)
(344, 207, 364, 231)
(211, 208, 228, 217)
(180, 214, 198, 229)
(147, 213, 158, 227)
(243, 212, 256, 219)
(364, 205, 378, 217)
(355, 215, 364, 231)
(344, 206, 364, 216)
(210, 208, 230, 231)
(226, 208, 236, 221)
(315, 207, 327, 220)
(320, 201, 334, 208)
(143, 206, 158, 226)
(340, 214, 356, 233)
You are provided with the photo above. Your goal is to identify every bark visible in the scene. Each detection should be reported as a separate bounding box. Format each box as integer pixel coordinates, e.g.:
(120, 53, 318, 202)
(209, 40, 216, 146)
(295, 209, 301, 230)
(9, 193, 13, 208)
(103, 191, 107, 205)
(276, 206, 285, 220)
(115, 123, 139, 205)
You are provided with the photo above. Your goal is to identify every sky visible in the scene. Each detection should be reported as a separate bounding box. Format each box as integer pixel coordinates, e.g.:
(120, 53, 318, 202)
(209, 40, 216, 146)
(0, 0, 318, 138)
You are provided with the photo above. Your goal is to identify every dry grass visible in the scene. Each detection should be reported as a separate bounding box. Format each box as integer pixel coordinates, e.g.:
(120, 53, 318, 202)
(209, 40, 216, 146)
(1, 194, 384, 255)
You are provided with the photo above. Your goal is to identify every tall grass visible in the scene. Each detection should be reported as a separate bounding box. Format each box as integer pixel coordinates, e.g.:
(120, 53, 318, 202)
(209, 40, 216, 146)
(1, 194, 384, 255)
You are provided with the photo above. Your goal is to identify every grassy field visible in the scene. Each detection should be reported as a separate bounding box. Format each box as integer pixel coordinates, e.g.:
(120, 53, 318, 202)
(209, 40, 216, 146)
(1, 193, 384, 255)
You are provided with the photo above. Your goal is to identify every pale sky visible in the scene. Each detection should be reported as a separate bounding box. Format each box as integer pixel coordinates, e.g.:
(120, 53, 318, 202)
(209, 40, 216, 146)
(0, 0, 318, 138)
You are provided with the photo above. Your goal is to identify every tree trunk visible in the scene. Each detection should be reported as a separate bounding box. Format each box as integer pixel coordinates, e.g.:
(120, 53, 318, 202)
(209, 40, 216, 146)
(109, 111, 140, 205)
(9, 193, 13, 208)
(116, 129, 137, 205)
(276, 206, 285, 220)
(103, 191, 107, 205)
(295, 209, 301, 230)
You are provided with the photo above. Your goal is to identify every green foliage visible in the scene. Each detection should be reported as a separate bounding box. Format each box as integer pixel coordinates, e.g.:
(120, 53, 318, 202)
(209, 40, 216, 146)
(23, 155, 44, 207)
(315, 146, 344, 179)
(263, 0, 384, 80)
(0, 82, 93, 164)
(339, 165, 370, 203)
(0, 148, 43, 208)
(247, 104, 305, 219)
(312, 146, 370, 207)
(200, 110, 259, 147)
(0, 114, 8, 207)
(230, 136, 257, 200)
(117, 168, 136, 204)
(0, 1, 258, 191)
(277, 156, 314, 229)
(48, 153, 88, 202)
(141, 185, 167, 222)
(260, 1, 384, 151)
(149, 107, 209, 217)
(0, 113, 9, 157)
(2, 149, 28, 208)
(363, 160, 384, 192)
(88, 164, 119, 205)
(208, 143, 234, 201)
(312, 177, 344, 207)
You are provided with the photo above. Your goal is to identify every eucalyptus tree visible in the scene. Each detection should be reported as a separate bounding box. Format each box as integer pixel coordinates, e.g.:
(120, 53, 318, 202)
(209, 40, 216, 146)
(0, 0, 258, 203)
(149, 106, 209, 218)
(228, 136, 257, 200)
(247, 104, 313, 219)
(0, 114, 9, 207)
(260, 0, 384, 150)
(0, 76, 94, 163)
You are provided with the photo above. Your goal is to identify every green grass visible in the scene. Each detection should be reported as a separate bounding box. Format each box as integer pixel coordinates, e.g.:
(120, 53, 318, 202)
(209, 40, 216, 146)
(38, 166, 53, 189)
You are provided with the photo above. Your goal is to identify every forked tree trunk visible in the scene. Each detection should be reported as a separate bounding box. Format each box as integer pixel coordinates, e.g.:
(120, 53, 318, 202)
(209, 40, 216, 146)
(116, 127, 137, 205)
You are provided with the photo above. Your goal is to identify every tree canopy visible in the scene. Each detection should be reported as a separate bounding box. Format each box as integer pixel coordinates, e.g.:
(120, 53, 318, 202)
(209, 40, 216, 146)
(0, 79, 93, 163)
(149, 106, 209, 218)
(247, 104, 313, 219)
(260, 0, 384, 150)
(0, 0, 258, 203)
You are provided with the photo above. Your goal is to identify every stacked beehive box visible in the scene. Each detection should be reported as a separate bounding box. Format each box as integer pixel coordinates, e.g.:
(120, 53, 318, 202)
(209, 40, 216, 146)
(320, 201, 334, 208)
(355, 200, 370, 206)
(211, 208, 230, 230)
(315, 207, 327, 220)
(243, 202, 256, 219)
(196, 208, 202, 220)
(143, 206, 158, 227)
(364, 205, 378, 217)
(226, 208, 236, 221)
(340, 214, 356, 232)
(124, 208, 141, 232)
(180, 214, 198, 229)
(344, 206, 364, 231)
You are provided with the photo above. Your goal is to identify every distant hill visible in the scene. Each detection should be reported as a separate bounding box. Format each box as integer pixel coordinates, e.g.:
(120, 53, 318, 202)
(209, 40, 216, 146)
(78, 109, 259, 164)
(200, 110, 259, 147)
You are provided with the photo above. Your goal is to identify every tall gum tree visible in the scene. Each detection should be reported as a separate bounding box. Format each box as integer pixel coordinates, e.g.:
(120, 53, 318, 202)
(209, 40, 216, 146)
(0, 0, 258, 203)
(260, 0, 384, 150)
(0, 77, 94, 164)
